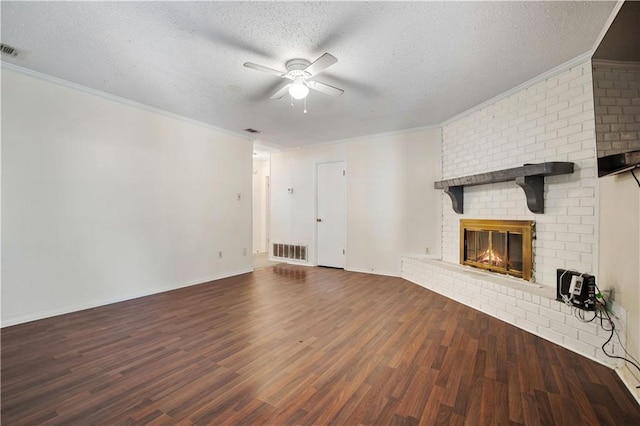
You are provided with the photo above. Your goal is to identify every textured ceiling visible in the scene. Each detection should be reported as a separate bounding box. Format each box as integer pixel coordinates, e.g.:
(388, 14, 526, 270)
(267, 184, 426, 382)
(1, 2, 616, 148)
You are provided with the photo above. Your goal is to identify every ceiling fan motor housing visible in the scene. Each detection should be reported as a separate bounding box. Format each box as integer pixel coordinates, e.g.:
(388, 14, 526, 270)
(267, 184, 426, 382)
(285, 58, 311, 72)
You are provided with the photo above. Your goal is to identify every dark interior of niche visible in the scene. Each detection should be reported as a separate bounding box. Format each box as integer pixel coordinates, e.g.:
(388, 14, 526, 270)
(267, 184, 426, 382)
(592, 2, 640, 177)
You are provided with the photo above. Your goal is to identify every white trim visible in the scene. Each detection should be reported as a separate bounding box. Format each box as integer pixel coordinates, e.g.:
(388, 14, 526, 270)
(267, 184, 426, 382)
(278, 259, 314, 267)
(441, 51, 593, 127)
(281, 124, 441, 153)
(346, 267, 399, 278)
(1, 62, 254, 142)
(0, 268, 254, 328)
(616, 366, 640, 406)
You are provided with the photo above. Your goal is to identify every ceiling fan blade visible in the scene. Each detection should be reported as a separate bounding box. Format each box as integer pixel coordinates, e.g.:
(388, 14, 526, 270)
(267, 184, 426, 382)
(270, 83, 292, 99)
(307, 80, 344, 97)
(304, 53, 338, 76)
(244, 62, 285, 77)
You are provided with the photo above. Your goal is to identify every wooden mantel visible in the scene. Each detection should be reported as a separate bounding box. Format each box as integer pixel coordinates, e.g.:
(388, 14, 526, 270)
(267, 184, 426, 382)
(434, 162, 575, 214)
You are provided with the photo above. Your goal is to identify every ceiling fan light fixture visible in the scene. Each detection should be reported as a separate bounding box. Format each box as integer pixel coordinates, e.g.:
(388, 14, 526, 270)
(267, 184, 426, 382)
(289, 79, 309, 100)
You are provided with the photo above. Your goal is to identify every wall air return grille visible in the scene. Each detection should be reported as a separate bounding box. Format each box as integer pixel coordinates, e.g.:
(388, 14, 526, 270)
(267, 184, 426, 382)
(273, 243, 307, 261)
(1, 43, 19, 57)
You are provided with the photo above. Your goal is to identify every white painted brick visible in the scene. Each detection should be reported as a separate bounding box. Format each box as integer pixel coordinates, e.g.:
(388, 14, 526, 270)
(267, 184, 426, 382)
(556, 232, 581, 243)
(563, 336, 596, 358)
(515, 317, 538, 333)
(567, 130, 594, 144)
(568, 224, 594, 235)
(557, 103, 583, 118)
(516, 299, 540, 314)
(506, 304, 521, 317)
(595, 348, 624, 368)
(557, 251, 580, 261)
(565, 242, 592, 253)
(547, 82, 570, 97)
(546, 301, 562, 312)
(565, 315, 601, 334)
(559, 303, 574, 315)
(536, 327, 565, 345)
(567, 206, 594, 216)
(557, 141, 584, 155)
(539, 306, 566, 324)
(498, 293, 517, 306)
(569, 92, 595, 107)
(550, 321, 579, 339)
(545, 118, 569, 132)
(526, 311, 551, 328)
(495, 309, 517, 325)
(568, 111, 595, 126)
(578, 330, 608, 348)
(440, 60, 598, 320)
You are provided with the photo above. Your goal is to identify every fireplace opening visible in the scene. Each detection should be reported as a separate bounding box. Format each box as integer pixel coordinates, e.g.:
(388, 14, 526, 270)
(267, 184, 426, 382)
(460, 219, 534, 281)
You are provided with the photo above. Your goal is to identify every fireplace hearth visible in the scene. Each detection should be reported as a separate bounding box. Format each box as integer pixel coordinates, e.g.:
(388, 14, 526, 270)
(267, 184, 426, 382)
(460, 219, 534, 281)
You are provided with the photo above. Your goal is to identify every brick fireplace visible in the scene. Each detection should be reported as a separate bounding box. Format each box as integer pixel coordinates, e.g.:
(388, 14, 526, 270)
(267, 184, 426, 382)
(440, 61, 598, 286)
(401, 60, 628, 370)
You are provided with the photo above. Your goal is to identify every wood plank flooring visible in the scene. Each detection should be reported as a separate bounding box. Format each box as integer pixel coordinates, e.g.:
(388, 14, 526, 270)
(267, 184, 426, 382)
(2, 265, 639, 425)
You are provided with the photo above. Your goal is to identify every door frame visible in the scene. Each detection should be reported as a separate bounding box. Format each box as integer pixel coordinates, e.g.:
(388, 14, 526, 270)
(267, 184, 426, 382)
(315, 160, 347, 268)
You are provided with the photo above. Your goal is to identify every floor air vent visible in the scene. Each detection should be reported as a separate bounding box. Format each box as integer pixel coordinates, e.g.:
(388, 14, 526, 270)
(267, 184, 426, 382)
(273, 243, 307, 261)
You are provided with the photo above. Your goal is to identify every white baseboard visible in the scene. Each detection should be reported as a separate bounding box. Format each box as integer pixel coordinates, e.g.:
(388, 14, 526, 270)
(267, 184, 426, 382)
(616, 364, 640, 406)
(346, 267, 399, 277)
(0, 268, 254, 328)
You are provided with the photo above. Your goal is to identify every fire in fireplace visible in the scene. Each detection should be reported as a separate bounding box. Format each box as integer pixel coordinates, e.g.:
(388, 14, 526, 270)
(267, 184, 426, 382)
(460, 219, 534, 281)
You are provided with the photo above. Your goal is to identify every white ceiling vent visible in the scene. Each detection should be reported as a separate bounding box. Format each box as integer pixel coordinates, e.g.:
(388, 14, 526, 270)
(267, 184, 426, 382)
(1, 43, 19, 57)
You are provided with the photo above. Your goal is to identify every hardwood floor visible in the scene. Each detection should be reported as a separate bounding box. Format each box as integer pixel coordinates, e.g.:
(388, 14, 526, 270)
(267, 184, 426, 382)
(2, 265, 639, 425)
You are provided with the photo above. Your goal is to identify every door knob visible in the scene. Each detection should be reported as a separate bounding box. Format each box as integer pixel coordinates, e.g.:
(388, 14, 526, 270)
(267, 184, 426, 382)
(316, 218, 322, 222)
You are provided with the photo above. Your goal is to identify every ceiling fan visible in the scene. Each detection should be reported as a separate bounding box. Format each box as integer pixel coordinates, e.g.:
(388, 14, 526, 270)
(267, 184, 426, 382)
(244, 53, 344, 102)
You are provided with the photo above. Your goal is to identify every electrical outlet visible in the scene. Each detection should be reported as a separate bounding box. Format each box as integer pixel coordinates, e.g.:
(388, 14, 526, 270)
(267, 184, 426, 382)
(242, 248, 247, 256)
(237, 193, 241, 201)
(569, 275, 583, 295)
(425, 247, 430, 254)
(218, 251, 223, 258)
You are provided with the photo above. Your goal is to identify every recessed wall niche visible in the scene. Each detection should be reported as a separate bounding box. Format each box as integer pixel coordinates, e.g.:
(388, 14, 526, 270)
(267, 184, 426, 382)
(591, 1, 640, 175)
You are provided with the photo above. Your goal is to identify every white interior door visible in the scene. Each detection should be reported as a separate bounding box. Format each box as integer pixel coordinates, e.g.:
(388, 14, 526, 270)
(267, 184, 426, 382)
(316, 161, 345, 268)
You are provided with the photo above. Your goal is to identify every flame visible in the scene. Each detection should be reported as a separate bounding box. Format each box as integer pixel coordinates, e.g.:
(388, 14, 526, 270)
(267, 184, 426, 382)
(477, 249, 504, 266)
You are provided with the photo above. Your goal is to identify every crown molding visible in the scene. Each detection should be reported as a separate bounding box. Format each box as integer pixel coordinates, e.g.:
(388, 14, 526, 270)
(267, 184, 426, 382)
(279, 123, 441, 153)
(440, 51, 593, 128)
(1, 62, 254, 142)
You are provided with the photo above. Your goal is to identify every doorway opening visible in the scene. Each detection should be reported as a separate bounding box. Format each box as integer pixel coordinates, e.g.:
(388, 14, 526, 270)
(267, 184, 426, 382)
(252, 151, 272, 269)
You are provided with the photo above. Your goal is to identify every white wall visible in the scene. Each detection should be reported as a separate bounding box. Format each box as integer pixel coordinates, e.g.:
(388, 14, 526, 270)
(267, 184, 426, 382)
(269, 128, 441, 276)
(441, 61, 599, 286)
(599, 172, 640, 388)
(252, 159, 269, 253)
(1, 69, 253, 326)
